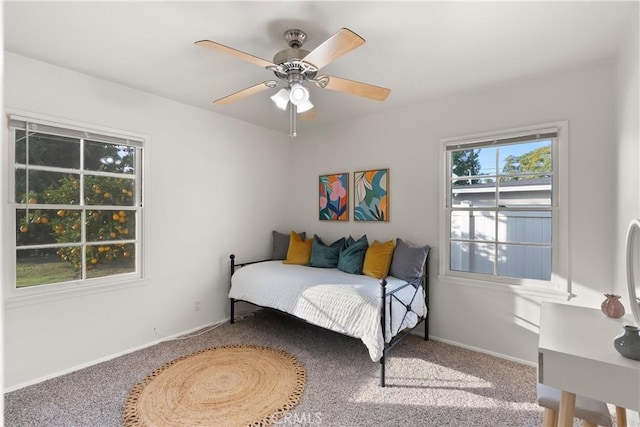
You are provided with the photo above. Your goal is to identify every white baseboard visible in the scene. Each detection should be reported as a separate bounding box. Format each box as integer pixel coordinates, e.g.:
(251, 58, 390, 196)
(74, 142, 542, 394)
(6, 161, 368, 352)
(426, 334, 537, 367)
(4, 319, 227, 393)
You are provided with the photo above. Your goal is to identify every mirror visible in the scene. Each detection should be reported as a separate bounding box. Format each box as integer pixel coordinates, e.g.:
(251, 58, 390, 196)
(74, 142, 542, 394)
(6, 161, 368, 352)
(626, 219, 640, 325)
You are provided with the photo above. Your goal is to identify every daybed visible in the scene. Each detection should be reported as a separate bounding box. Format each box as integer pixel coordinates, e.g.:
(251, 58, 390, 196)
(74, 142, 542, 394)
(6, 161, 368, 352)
(228, 231, 430, 387)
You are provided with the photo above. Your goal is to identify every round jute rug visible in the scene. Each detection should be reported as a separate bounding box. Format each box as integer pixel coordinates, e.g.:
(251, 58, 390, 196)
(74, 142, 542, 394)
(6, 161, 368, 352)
(122, 344, 306, 427)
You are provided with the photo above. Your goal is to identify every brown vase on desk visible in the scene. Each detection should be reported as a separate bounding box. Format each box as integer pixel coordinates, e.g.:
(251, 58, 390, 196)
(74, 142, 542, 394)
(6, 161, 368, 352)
(601, 294, 625, 318)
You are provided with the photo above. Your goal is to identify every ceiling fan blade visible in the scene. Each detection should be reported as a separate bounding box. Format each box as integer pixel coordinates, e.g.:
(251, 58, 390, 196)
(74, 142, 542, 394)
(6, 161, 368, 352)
(195, 40, 276, 69)
(214, 81, 277, 105)
(317, 75, 390, 101)
(301, 28, 365, 71)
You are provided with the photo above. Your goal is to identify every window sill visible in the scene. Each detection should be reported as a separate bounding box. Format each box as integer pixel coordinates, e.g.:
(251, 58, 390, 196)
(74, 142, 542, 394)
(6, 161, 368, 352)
(4, 277, 149, 309)
(437, 274, 571, 300)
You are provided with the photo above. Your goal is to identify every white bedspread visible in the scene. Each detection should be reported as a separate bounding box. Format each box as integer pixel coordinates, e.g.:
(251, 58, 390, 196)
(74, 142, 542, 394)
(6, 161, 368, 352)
(229, 261, 426, 362)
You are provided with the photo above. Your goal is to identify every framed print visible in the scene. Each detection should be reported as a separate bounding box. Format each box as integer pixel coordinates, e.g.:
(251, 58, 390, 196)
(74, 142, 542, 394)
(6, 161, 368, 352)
(319, 173, 349, 221)
(354, 168, 388, 222)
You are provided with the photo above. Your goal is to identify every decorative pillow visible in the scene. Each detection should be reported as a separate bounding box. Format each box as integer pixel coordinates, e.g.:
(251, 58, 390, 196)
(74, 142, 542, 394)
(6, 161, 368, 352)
(337, 235, 368, 274)
(283, 231, 313, 265)
(310, 235, 345, 268)
(273, 230, 306, 260)
(362, 239, 396, 279)
(389, 238, 430, 282)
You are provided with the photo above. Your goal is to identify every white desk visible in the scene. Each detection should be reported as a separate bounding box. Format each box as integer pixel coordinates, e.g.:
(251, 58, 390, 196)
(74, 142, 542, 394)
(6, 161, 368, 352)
(539, 302, 640, 427)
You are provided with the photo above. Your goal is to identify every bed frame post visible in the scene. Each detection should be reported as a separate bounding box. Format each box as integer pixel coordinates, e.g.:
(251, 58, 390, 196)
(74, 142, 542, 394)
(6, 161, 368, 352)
(424, 267, 429, 340)
(380, 277, 387, 387)
(424, 250, 430, 341)
(230, 254, 235, 324)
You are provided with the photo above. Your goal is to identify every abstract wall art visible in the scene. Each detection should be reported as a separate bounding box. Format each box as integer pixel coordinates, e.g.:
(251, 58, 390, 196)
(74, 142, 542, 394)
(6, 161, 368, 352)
(319, 173, 349, 221)
(354, 168, 388, 222)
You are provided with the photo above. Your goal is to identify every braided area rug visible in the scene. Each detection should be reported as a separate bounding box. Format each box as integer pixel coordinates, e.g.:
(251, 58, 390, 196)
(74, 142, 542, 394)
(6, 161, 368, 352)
(122, 344, 306, 426)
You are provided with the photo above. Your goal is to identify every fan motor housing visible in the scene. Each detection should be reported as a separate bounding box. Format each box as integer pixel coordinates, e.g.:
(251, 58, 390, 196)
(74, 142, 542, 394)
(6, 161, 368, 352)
(272, 48, 317, 80)
(273, 48, 308, 65)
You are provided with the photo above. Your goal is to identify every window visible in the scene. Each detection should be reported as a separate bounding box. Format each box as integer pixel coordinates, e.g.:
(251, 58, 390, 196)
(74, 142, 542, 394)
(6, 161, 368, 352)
(7, 113, 145, 298)
(440, 122, 568, 293)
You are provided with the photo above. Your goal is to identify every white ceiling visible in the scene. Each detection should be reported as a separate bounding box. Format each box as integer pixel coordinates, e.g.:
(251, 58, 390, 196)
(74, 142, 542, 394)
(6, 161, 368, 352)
(4, 1, 637, 135)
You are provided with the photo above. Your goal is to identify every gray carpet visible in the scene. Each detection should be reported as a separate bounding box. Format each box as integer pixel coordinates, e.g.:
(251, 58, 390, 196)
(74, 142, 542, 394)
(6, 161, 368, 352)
(4, 310, 554, 426)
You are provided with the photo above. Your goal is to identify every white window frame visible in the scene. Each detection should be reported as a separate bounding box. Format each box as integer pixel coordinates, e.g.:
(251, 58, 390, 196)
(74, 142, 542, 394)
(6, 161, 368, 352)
(3, 110, 150, 306)
(438, 121, 570, 298)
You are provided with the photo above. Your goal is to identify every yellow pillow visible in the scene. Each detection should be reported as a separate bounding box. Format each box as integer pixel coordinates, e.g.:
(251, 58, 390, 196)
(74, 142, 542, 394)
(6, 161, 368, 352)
(362, 239, 395, 279)
(283, 231, 313, 265)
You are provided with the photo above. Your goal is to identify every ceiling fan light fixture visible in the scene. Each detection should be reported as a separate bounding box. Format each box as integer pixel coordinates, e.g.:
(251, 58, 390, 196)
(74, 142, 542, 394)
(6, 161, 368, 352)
(295, 99, 313, 113)
(289, 83, 309, 105)
(271, 88, 290, 110)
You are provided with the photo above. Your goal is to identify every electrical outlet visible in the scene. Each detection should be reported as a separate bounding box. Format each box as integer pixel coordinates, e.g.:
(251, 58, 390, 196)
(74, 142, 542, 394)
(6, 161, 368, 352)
(194, 301, 201, 312)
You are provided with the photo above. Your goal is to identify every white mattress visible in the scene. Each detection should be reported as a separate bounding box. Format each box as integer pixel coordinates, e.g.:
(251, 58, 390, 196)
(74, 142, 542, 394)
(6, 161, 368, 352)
(229, 261, 426, 362)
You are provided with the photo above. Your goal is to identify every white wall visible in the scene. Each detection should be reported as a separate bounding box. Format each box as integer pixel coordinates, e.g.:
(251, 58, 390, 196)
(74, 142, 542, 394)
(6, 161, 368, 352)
(614, 10, 640, 301)
(4, 17, 638, 389)
(614, 12, 640, 424)
(288, 59, 618, 364)
(2, 52, 290, 389)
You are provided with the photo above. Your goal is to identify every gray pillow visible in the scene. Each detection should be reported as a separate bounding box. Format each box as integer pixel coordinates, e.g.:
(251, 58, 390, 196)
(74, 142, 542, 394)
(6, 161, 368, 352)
(272, 230, 306, 260)
(389, 238, 430, 282)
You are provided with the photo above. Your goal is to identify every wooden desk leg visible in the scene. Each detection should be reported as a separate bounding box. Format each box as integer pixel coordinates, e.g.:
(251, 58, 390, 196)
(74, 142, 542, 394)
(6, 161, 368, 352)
(557, 390, 576, 427)
(615, 406, 627, 427)
(542, 409, 558, 427)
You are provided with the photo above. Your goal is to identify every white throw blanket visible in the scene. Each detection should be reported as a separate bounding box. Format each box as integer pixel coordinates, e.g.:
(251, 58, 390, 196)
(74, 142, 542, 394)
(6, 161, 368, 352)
(229, 261, 426, 361)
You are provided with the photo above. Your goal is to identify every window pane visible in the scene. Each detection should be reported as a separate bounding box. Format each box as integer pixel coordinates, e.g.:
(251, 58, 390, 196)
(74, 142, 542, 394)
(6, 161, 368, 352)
(476, 147, 497, 176)
(15, 131, 80, 169)
(84, 141, 136, 174)
(498, 175, 551, 207)
(498, 244, 551, 280)
(16, 247, 81, 287)
(15, 170, 80, 205)
(499, 140, 552, 175)
(451, 147, 496, 178)
(15, 130, 27, 164)
(451, 179, 496, 208)
(86, 243, 135, 279)
(498, 211, 551, 244)
(450, 242, 495, 275)
(15, 169, 26, 204)
(51, 209, 83, 243)
(86, 210, 135, 241)
(451, 210, 495, 241)
(16, 208, 83, 246)
(84, 175, 136, 206)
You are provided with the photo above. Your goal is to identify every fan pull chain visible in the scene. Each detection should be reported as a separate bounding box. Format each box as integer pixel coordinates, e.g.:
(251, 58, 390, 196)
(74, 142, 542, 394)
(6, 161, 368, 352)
(289, 103, 297, 138)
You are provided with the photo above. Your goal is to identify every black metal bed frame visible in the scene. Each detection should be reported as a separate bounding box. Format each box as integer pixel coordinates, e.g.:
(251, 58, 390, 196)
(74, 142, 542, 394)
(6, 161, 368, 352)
(228, 252, 429, 387)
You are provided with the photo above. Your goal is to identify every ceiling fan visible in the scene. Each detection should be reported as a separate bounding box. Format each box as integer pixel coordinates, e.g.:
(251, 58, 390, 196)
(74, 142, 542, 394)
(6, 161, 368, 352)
(195, 28, 391, 137)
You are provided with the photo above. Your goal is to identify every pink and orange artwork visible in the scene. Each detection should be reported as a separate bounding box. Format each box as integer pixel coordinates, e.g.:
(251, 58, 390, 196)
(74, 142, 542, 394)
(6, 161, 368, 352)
(319, 173, 348, 221)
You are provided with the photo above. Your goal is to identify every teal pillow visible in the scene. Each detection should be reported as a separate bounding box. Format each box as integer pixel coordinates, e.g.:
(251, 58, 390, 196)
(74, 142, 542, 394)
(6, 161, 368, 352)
(310, 235, 345, 268)
(337, 235, 369, 274)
